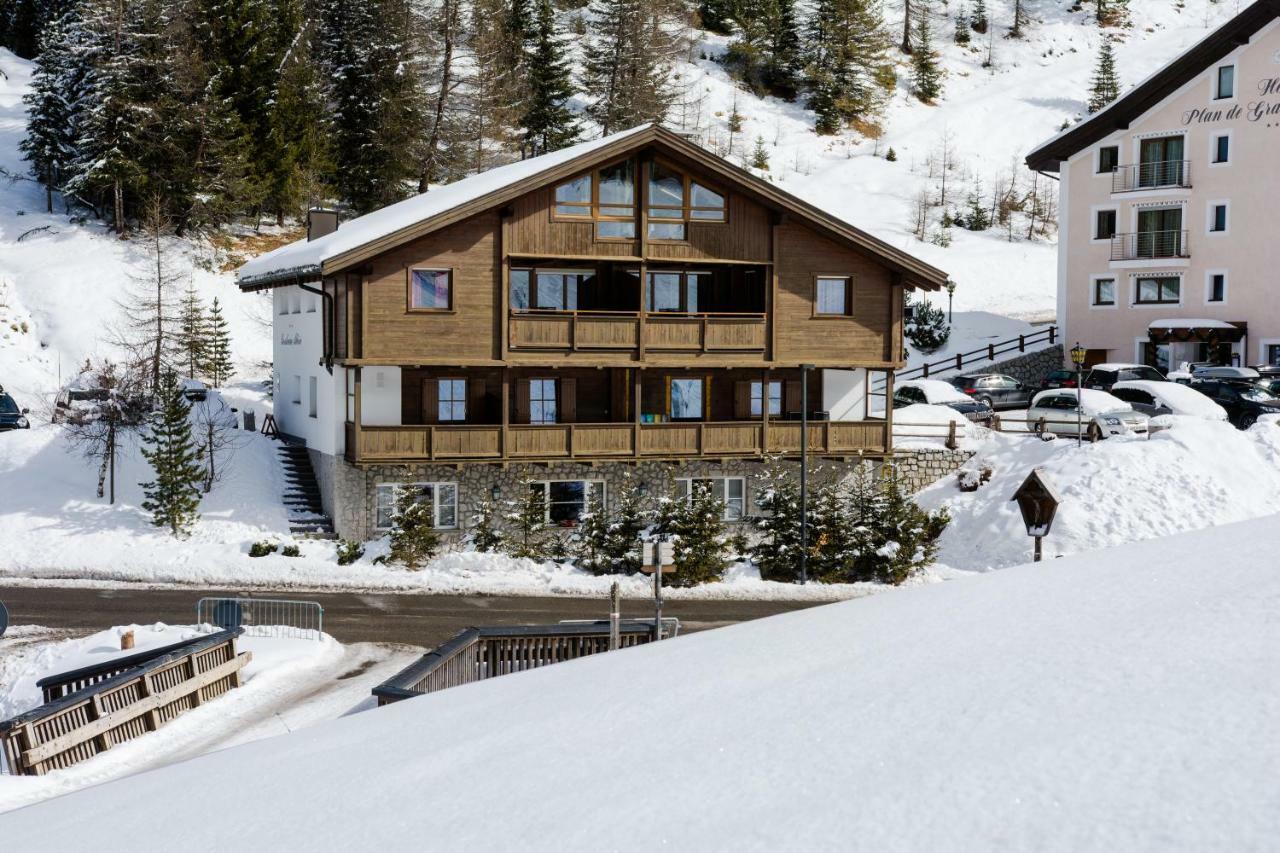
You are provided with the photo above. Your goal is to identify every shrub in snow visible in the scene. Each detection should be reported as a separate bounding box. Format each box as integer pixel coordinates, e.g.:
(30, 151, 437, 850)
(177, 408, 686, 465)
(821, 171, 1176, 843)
(653, 483, 731, 587)
(572, 472, 649, 575)
(905, 296, 951, 355)
(336, 539, 364, 565)
(466, 500, 504, 553)
(388, 491, 442, 570)
(139, 371, 205, 538)
(280, 543, 301, 558)
(503, 481, 557, 562)
(249, 540, 278, 558)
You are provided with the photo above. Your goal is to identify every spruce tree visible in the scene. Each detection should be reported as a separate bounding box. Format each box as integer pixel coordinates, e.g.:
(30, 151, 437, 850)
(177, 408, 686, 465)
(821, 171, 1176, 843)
(653, 483, 731, 587)
(970, 0, 987, 34)
(468, 500, 505, 552)
(505, 481, 556, 561)
(910, 2, 942, 103)
(388, 490, 443, 569)
(806, 0, 892, 134)
(203, 297, 234, 388)
(1087, 36, 1121, 114)
(954, 4, 970, 45)
(20, 12, 72, 213)
(753, 465, 805, 582)
(573, 472, 648, 575)
(750, 135, 770, 171)
(175, 286, 207, 381)
(139, 370, 205, 537)
(905, 298, 950, 353)
(518, 0, 577, 157)
(583, 0, 684, 133)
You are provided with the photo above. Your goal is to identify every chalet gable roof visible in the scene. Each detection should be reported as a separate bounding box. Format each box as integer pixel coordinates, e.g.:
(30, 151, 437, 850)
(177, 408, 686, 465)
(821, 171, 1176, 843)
(1026, 0, 1280, 172)
(237, 124, 948, 291)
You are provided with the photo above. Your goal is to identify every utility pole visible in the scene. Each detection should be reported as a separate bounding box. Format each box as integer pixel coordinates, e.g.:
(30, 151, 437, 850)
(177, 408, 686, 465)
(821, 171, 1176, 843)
(800, 364, 814, 585)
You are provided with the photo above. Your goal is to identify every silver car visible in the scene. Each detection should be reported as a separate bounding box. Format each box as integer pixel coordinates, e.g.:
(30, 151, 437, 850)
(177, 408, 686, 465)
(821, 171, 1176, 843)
(1026, 389, 1150, 439)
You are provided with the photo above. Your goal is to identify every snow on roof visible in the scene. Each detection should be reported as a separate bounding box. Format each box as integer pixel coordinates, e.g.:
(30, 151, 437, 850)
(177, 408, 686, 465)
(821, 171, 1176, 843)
(238, 126, 654, 285)
(1090, 363, 1151, 371)
(1148, 319, 1238, 330)
(1111, 380, 1228, 420)
(8, 518, 1280, 849)
(899, 379, 972, 404)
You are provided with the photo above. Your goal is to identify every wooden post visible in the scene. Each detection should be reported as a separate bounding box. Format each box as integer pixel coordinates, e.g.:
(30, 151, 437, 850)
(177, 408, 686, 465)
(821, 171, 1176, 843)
(501, 367, 510, 460)
(608, 582, 621, 651)
(633, 367, 642, 460)
(884, 370, 896, 454)
(946, 419, 958, 450)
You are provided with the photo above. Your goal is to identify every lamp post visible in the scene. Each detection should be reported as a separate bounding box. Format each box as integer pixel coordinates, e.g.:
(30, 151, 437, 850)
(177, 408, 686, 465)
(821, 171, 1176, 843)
(799, 363, 814, 585)
(1070, 342, 1088, 447)
(945, 280, 956, 323)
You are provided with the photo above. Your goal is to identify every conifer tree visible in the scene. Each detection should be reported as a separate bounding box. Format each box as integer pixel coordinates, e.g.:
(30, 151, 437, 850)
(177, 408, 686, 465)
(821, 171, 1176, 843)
(1087, 36, 1121, 114)
(750, 135, 770, 171)
(518, 0, 578, 157)
(175, 286, 207, 380)
(388, 489, 442, 569)
(806, 0, 892, 135)
(583, 0, 684, 133)
(905, 297, 950, 353)
(20, 12, 72, 213)
(505, 481, 556, 561)
(910, 2, 942, 103)
(753, 465, 804, 582)
(467, 500, 505, 552)
(139, 370, 205, 537)
(264, 9, 333, 225)
(954, 4, 970, 45)
(203, 297, 235, 388)
(970, 0, 987, 34)
(573, 472, 648, 574)
(653, 483, 731, 587)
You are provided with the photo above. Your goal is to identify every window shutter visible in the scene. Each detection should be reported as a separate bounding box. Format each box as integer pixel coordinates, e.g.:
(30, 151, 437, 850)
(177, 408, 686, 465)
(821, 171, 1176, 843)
(515, 379, 531, 424)
(784, 380, 802, 417)
(734, 381, 751, 419)
(469, 379, 486, 423)
(560, 377, 577, 423)
(421, 379, 439, 424)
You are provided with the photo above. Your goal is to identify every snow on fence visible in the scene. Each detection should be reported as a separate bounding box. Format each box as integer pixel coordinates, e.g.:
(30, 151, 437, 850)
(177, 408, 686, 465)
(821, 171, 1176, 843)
(372, 623, 661, 706)
(195, 597, 324, 641)
(894, 414, 1156, 449)
(0, 629, 251, 776)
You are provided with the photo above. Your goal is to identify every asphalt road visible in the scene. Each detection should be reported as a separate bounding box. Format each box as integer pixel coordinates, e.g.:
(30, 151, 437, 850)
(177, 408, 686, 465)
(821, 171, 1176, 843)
(0, 585, 823, 648)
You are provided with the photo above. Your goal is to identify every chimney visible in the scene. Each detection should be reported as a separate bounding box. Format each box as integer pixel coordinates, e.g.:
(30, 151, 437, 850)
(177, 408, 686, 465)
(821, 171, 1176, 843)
(307, 208, 339, 242)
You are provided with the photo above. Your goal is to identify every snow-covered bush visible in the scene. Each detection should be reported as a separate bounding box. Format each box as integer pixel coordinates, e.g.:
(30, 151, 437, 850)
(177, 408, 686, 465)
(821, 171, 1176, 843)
(336, 539, 364, 565)
(248, 540, 277, 558)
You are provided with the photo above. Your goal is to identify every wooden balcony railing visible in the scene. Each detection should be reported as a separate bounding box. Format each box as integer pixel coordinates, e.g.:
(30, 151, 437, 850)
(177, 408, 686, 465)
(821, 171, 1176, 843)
(508, 310, 767, 353)
(346, 419, 889, 464)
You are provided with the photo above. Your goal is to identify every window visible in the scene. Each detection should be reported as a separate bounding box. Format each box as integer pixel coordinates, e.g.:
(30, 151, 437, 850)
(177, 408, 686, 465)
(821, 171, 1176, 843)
(511, 269, 594, 311)
(305, 294, 317, 313)
(554, 174, 592, 218)
(1208, 272, 1226, 303)
(308, 376, 317, 418)
(1092, 278, 1116, 306)
(647, 161, 727, 240)
(408, 269, 452, 311)
(680, 477, 746, 521)
(750, 381, 783, 417)
(553, 161, 636, 239)
(438, 378, 466, 422)
(1267, 345, 1280, 367)
(1215, 64, 1235, 100)
(815, 276, 852, 316)
(530, 378, 557, 424)
(1210, 203, 1228, 233)
(1213, 134, 1231, 164)
(670, 377, 705, 420)
(374, 483, 458, 530)
(1097, 145, 1120, 174)
(1095, 209, 1117, 240)
(530, 480, 604, 526)
(646, 271, 707, 313)
(290, 375, 302, 405)
(278, 292, 289, 315)
(1135, 276, 1181, 305)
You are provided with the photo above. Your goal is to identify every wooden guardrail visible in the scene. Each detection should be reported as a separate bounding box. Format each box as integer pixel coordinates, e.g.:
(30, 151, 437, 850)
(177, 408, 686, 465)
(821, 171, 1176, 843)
(0, 629, 251, 776)
(892, 325, 1059, 384)
(372, 623, 658, 706)
(893, 414, 1156, 449)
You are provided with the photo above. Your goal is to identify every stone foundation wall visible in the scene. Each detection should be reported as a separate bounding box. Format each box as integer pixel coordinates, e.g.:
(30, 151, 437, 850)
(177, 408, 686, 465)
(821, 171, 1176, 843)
(889, 448, 975, 493)
(979, 343, 1065, 387)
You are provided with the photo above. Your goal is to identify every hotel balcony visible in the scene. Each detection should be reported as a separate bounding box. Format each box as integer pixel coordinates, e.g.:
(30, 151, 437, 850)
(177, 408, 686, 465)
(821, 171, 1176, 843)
(1110, 230, 1190, 262)
(1110, 160, 1192, 193)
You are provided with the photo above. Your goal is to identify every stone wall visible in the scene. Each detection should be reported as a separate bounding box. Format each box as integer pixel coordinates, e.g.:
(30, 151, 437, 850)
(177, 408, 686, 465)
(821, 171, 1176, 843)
(979, 343, 1065, 387)
(890, 448, 975, 493)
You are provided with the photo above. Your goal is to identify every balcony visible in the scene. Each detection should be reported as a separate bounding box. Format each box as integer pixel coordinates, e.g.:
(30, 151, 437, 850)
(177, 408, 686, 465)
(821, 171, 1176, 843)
(1110, 230, 1189, 262)
(508, 311, 767, 354)
(1110, 160, 1191, 193)
(345, 420, 889, 464)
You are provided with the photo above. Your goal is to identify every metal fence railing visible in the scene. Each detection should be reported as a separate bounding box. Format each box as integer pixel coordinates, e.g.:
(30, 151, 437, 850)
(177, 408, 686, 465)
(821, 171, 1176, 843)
(195, 597, 325, 641)
(1110, 230, 1190, 262)
(1111, 160, 1191, 193)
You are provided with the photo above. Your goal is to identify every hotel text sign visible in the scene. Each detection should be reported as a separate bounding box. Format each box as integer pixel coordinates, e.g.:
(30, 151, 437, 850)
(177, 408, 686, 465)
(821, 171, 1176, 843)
(1183, 76, 1280, 125)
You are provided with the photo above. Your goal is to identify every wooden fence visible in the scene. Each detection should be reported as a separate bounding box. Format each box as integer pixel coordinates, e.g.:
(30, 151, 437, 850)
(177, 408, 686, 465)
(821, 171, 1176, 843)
(0, 629, 251, 776)
(893, 414, 1158, 449)
(372, 623, 657, 706)
(892, 325, 1059, 384)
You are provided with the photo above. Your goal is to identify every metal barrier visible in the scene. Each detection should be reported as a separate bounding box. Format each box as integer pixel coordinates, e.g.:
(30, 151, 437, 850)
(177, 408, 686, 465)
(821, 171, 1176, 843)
(195, 597, 324, 641)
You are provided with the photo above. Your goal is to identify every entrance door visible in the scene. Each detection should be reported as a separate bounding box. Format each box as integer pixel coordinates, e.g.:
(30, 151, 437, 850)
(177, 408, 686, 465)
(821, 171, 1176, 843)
(1139, 136, 1186, 187)
(1137, 208, 1183, 258)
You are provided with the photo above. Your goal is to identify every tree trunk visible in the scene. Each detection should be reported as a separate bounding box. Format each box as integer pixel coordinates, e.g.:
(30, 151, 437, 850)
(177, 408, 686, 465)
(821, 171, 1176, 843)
(419, 0, 457, 193)
(901, 0, 913, 54)
(113, 180, 125, 235)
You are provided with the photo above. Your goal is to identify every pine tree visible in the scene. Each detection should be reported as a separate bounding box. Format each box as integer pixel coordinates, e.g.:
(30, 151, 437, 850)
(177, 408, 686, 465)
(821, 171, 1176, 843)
(1010, 0, 1027, 38)
(753, 465, 805, 582)
(953, 4, 970, 45)
(139, 370, 205, 537)
(963, 180, 991, 231)
(910, 2, 942, 103)
(583, 0, 685, 133)
(905, 297, 950, 353)
(723, 0, 802, 101)
(175, 286, 207, 380)
(505, 481, 556, 561)
(20, 12, 73, 213)
(203, 297, 234, 388)
(750, 135, 770, 171)
(518, 0, 577, 157)
(806, 0, 893, 135)
(388, 489, 443, 569)
(873, 468, 950, 585)
(1087, 36, 1121, 114)
(653, 483, 731, 587)
(573, 471, 648, 575)
(467, 499, 505, 552)
(970, 0, 987, 34)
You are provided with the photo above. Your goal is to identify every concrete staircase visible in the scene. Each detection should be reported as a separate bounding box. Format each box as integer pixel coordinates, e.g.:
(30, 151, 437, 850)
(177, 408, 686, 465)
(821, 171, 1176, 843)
(277, 442, 336, 539)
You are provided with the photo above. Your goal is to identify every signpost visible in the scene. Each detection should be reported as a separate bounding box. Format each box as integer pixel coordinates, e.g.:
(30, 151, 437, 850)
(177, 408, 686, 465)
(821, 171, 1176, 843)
(642, 538, 675, 640)
(1012, 469, 1062, 562)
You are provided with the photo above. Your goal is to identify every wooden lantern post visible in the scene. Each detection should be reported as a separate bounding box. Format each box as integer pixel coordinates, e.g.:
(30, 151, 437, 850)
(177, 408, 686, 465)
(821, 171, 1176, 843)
(1011, 469, 1062, 562)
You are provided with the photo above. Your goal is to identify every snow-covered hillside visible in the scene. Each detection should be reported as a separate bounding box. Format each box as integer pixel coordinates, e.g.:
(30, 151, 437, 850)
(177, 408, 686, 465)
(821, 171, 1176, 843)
(6, 514, 1278, 850)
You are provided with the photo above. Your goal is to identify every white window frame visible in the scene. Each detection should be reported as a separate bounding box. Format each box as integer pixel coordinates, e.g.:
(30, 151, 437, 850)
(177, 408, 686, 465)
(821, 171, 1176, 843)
(1212, 63, 1237, 101)
(1091, 205, 1119, 243)
(305, 293, 317, 313)
(308, 376, 318, 418)
(1258, 338, 1280, 368)
(1089, 274, 1118, 310)
(1094, 143, 1121, 176)
(277, 290, 289, 315)
(678, 477, 747, 521)
(374, 482, 459, 531)
(1206, 199, 1230, 236)
(1205, 269, 1229, 305)
(529, 479, 605, 526)
(1209, 129, 1233, 167)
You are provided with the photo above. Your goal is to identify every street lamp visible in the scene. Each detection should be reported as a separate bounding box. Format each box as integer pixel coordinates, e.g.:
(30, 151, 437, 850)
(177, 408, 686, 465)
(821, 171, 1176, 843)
(945, 280, 957, 323)
(799, 363, 815, 585)
(1070, 342, 1088, 447)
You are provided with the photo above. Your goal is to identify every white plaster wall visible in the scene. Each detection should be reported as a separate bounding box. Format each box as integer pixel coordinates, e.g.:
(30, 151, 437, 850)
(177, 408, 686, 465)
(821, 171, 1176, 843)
(823, 368, 868, 421)
(361, 366, 403, 426)
(272, 285, 345, 455)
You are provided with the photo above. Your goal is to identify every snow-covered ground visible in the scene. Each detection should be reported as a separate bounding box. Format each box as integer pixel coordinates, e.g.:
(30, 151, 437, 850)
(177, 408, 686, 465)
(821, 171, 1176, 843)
(5, 514, 1278, 850)
(0, 622, 420, 814)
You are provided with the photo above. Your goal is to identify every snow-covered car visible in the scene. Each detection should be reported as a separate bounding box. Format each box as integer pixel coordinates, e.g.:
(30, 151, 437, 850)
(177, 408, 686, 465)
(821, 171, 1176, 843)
(1082, 363, 1166, 391)
(894, 380, 994, 425)
(1026, 389, 1150, 439)
(1191, 365, 1260, 381)
(181, 378, 208, 402)
(0, 389, 30, 431)
(1108, 380, 1228, 422)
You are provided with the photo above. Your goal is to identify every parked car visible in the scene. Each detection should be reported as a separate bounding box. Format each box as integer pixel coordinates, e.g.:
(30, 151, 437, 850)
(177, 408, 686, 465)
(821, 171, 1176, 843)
(1082, 363, 1166, 391)
(1251, 377, 1280, 398)
(894, 380, 995, 425)
(1191, 365, 1260, 381)
(947, 373, 1034, 410)
(1109, 380, 1228, 421)
(1250, 364, 1280, 378)
(1026, 389, 1150, 439)
(1188, 379, 1280, 429)
(0, 388, 30, 431)
(181, 378, 208, 402)
(1039, 369, 1078, 391)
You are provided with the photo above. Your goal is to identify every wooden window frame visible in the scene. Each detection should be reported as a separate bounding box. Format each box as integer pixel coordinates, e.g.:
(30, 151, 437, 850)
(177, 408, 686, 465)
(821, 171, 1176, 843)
(646, 158, 728, 243)
(646, 270, 708, 314)
(529, 377, 558, 424)
(374, 482, 459, 531)
(749, 380, 783, 417)
(812, 275, 855, 318)
(406, 267, 455, 313)
(665, 375, 712, 421)
(550, 158, 638, 241)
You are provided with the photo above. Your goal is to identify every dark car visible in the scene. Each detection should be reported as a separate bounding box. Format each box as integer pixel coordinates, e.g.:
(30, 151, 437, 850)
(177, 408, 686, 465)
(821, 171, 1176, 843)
(1190, 379, 1280, 429)
(893, 381, 995, 426)
(948, 373, 1034, 410)
(1083, 363, 1166, 391)
(0, 390, 31, 431)
(1039, 369, 1078, 391)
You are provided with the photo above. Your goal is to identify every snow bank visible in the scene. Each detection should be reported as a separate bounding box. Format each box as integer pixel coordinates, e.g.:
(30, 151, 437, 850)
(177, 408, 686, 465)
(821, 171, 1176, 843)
(1112, 380, 1228, 420)
(918, 418, 1280, 570)
(893, 403, 984, 449)
(899, 378, 971, 403)
(6, 515, 1279, 850)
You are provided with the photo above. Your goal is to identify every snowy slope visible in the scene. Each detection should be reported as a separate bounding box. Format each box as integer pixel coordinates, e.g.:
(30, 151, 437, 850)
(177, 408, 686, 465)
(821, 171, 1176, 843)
(4, 515, 1278, 850)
